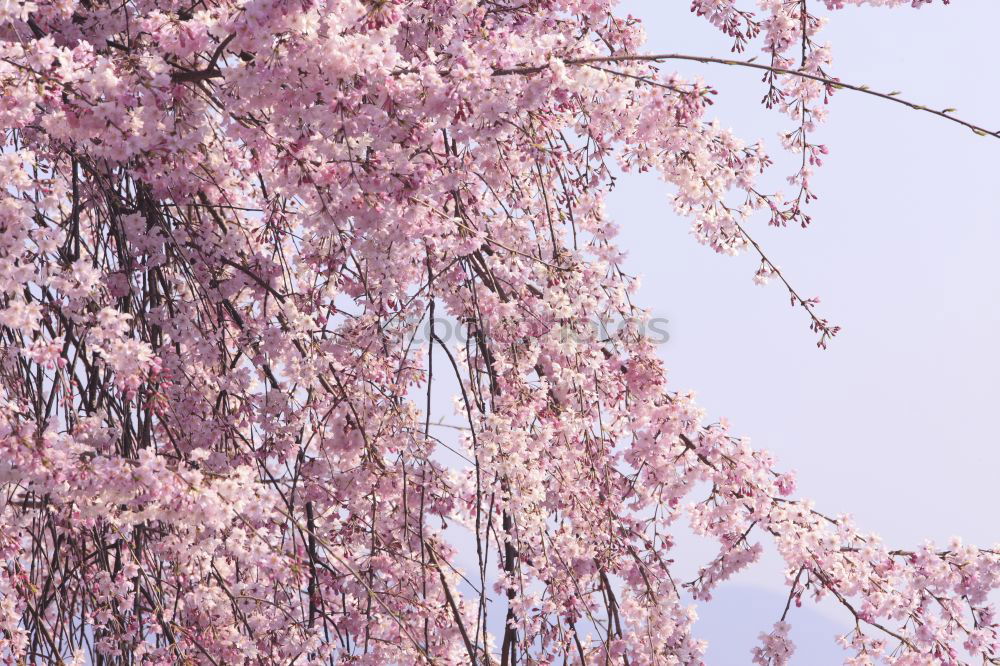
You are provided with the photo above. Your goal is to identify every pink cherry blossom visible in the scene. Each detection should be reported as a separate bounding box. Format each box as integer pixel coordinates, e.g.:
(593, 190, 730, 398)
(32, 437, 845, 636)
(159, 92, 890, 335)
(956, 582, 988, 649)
(0, 0, 990, 664)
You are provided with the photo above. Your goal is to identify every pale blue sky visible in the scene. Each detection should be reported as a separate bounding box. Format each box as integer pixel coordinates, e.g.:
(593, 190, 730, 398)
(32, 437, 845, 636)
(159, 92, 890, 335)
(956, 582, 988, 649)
(607, 0, 1000, 661)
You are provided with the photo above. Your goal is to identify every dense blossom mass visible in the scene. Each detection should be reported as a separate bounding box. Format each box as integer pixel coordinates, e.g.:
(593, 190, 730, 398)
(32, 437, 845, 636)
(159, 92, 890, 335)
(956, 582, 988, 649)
(0, 0, 991, 664)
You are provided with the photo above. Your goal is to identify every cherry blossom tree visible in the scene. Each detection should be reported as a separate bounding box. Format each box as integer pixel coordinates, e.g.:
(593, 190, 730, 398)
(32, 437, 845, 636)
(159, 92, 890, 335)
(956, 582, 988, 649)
(0, 0, 995, 664)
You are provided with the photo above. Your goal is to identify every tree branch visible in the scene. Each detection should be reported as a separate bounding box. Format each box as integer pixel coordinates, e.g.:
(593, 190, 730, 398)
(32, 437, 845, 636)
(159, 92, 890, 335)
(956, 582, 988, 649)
(494, 53, 999, 140)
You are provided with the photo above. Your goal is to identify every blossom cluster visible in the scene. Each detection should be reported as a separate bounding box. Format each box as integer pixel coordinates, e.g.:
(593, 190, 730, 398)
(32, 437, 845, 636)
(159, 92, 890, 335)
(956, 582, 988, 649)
(0, 0, 985, 664)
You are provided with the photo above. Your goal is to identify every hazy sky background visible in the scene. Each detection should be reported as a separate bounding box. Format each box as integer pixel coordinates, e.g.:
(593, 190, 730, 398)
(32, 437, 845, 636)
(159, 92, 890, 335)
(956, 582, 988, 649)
(604, 0, 1000, 661)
